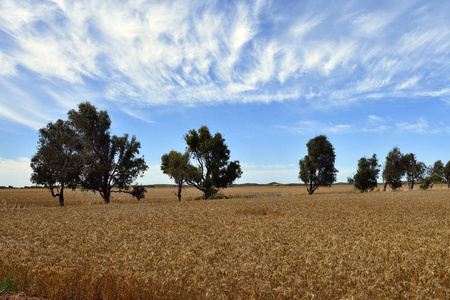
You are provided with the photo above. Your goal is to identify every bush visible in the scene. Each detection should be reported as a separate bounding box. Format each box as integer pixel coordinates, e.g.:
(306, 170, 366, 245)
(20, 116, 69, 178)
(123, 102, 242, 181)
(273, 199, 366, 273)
(420, 177, 432, 190)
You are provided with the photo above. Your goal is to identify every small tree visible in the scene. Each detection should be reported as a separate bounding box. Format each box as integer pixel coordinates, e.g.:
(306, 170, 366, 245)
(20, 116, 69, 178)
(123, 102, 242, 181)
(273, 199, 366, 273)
(444, 161, 450, 188)
(382, 147, 404, 191)
(299, 135, 338, 195)
(161, 151, 196, 201)
(353, 154, 380, 192)
(68, 102, 148, 203)
(403, 153, 426, 190)
(31, 119, 81, 206)
(184, 125, 242, 199)
(432, 160, 445, 184)
(420, 177, 433, 190)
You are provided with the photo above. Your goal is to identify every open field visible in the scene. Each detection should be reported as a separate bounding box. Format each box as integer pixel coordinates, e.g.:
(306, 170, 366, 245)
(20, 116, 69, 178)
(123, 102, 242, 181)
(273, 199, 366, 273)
(0, 185, 449, 299)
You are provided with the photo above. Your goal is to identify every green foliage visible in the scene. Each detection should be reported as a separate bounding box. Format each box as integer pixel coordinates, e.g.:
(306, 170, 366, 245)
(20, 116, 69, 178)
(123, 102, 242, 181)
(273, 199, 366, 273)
(0, 276, 18, 294)
(30, 119, 82, 206)
(353, 154, 380, 192)
(403, 153, 426, 190)
(432, 174, 442, 182)
(130, 185, 147, 201)
(420, 177, 432, 190)
(31, 102, 148, 205)
(444, 161, 450, 187)
(431, 160, 444, 182)
(68, 102, 148, 203)
(161, 150, 196, 201)
(299, 135, 338, 195)
(382, 147, 405, 191)
(183, 126, 242, 199)
(161, 151, 192, 182)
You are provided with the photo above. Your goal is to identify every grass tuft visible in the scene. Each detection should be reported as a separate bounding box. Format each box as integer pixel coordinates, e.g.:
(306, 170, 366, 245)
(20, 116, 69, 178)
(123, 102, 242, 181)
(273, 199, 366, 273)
(0, 276, 18, 294)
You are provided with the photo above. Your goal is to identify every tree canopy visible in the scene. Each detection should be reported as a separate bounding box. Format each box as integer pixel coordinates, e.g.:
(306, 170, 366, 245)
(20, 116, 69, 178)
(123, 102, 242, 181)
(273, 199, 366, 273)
(403, 153, 426, 190)
(299, 135, 338, 195)
(161, 150, 196, 201)
(183, 125, 242, 199)
(431, 160, 445, 182)
(30, 119, 81, 206)
(353, 154, 380, 192)
(68, 102, 148, 204)
(382, 147, 405, 191)
(444, 161, 450, 188)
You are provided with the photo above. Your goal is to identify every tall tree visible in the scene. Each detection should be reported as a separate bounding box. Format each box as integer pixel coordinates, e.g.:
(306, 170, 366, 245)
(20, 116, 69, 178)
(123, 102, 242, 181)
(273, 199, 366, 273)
(444, 161, 450, 188)
(353, 154, 380, 192)
(30, 119, 81, 206)
(299, 135, 338, 195)
(161, 151, 197, 201)
(382, 147, 405, 191)
(68, 102, 148, 203)
(184, 125, 242, 199)
(403, 153, 426, 190)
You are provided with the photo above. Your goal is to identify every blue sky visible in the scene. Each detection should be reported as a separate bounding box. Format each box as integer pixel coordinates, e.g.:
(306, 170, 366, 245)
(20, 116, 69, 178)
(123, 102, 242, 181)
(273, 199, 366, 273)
(1, 0, 450, 187)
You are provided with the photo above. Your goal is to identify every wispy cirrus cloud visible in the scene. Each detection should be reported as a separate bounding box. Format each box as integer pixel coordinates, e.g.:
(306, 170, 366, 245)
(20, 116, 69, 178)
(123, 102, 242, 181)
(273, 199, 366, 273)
(275, 115, 450, 136)
(395, 118, 429, 133)
(1, 0, 450, 129)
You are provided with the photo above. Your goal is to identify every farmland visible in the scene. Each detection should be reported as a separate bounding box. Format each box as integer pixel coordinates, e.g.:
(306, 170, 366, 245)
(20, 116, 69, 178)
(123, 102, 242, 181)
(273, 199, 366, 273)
(0, 185, 449, 299)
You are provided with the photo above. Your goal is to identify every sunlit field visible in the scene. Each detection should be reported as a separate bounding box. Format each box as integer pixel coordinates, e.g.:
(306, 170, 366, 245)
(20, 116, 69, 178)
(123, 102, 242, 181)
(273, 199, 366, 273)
(0, 185, 449, 299)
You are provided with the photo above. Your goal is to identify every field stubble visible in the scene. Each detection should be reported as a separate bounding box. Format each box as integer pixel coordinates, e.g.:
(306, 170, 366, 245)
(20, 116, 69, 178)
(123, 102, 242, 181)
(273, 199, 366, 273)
(0, 185, 449, 299)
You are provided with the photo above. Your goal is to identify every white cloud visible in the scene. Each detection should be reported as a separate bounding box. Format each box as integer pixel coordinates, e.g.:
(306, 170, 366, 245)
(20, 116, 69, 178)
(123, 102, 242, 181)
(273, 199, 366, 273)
(0, 51, 17, 76)
(367, 115, 385, 124)
(353, 11, 397, 37)
(1, 0, 450, 128)
(291, 15, 324, 38)
(396, 76, 421, 90)
(0, 157, 33, 187)
(325, 124, 353, 134)
(323, 41, 356, 75)
(396, 118, 429, 133)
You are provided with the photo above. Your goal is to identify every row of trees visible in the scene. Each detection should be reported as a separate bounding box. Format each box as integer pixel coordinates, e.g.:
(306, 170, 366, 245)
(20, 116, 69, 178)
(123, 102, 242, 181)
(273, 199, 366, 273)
(32, 103, 244, 204)
(298, 135, 450, 194)
(32, 105, 448, 204)
(352, 147, 450, 192)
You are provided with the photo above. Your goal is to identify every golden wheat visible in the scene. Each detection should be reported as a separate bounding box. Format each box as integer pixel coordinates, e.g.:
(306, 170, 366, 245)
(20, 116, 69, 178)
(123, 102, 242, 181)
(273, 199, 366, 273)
(0, 186, 449, 299)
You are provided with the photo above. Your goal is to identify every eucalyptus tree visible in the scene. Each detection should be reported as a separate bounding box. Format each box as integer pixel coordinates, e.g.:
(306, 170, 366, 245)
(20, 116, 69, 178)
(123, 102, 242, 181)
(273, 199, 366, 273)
(444, 161, 450, 188)
(403, 153, 426, 190)
(31, 119, 81, 206)
(382, 147, 405, 191)
(353, 154, 380, 192)
(183, 125, 242, 199)
(299, 135, 338, 195)
(68, 102, 148, 203)
(431, 160, 445, 182)
(161, 150, 197, 201)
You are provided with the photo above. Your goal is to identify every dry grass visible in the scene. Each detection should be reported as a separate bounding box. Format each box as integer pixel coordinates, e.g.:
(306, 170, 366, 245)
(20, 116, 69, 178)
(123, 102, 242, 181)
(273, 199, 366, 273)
(0, 185, 449, 299)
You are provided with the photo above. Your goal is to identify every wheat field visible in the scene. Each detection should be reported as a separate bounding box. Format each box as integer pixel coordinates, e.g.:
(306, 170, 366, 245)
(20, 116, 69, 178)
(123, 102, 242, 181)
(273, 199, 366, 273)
(0, 185, 449, 299)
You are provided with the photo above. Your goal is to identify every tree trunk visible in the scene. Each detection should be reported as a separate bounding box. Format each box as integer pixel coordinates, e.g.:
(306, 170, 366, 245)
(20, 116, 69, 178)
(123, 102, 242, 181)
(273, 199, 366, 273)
(307, 183, 317, 195)
(103, 190, 111, 204)
(177, 182, 182, 201)
(59, 193, 64, 206)
(383, 181, 388, 192)
(50, 185, 64, 206)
